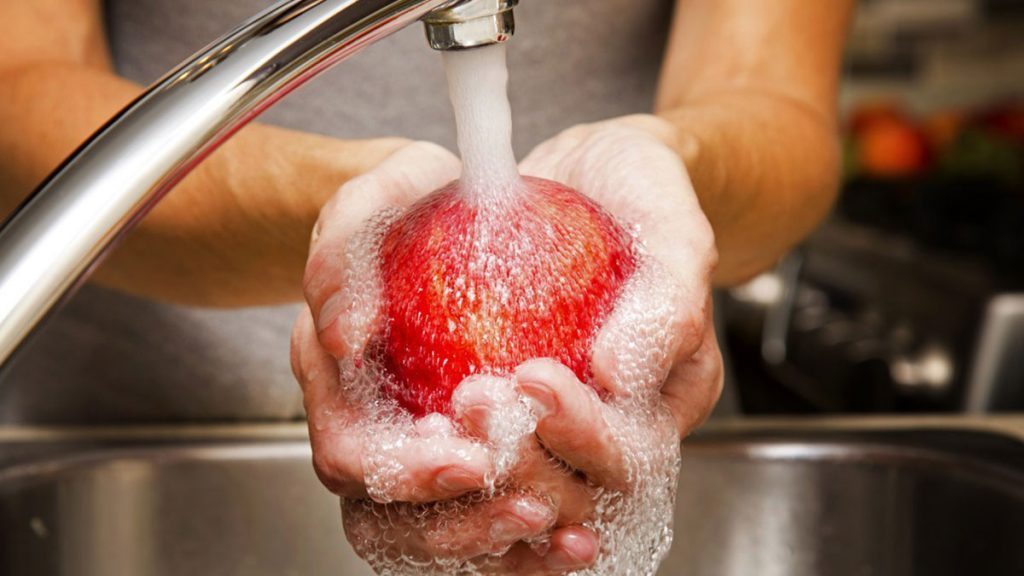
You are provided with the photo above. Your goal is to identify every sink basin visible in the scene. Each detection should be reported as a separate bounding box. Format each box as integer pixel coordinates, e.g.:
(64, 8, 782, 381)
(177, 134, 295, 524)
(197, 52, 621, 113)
(1, 424, 1022, 575)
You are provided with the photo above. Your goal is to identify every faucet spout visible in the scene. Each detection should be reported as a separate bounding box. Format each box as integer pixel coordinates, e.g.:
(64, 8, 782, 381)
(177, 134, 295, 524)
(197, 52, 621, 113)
(423, 0, 518, 50)
(0, 0, 473, 366)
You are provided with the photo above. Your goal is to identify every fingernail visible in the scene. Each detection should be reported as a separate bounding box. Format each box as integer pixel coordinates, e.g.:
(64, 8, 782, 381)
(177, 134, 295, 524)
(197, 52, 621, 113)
(489, 514, 532, 542)
(519, 382, 558, 418)
(462, 404, 490, 435)
(545, 548, 587, 571)
(434, 467, 480, 494)
(546, 532, 597, 571)
(490, 497, 553, 542)
(317, 293, 344, 333)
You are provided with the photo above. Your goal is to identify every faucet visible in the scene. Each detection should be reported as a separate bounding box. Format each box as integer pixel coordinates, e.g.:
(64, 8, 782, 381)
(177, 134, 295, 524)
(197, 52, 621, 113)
(0, 0, 517, 365)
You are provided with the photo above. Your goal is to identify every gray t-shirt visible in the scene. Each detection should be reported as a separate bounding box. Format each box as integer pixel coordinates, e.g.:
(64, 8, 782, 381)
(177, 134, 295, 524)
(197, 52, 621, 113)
(0, 0, 672, 424)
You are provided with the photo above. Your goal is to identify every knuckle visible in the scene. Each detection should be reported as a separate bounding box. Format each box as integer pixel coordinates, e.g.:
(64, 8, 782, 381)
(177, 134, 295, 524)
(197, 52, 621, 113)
(302, 250, 329, 301)
(580, 125, 623, 154)
(319, 192, 344, 223)
(671, 303, 706, 358)
(560, 123, 594, 142)
(557, 427, 598, 456)
(626, 113, 676, 137)
(699, 226, 719, 273)
(662, 394, 687, 437)
(550, 408, 612, 459)
(676, 302, 706, 334)
(682, 215, 717, 277)
(311, 449, 339, 489)
(397, 141, 460, 187)
(289, 311, 316, 384)
(590, 115, 672, 149)
(289, 338, 304, 383)
(309, 216, 324, 250)
(692, 359, 724, 431)
(312, 447, 361, 497)
(665, 342, 725, 436)
(702, 345, 726, 411)
(405, 140, 452, 162)
(347, 171, 389, 203)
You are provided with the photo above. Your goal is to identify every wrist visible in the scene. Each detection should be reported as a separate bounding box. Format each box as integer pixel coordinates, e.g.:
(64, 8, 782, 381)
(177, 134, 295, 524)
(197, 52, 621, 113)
(97, 128, 412, 306)
(242, 132, 412, 303)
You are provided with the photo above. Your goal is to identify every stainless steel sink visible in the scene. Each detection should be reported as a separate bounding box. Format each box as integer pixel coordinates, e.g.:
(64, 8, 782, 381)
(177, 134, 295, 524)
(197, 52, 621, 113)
(1, 422, 1022, 576)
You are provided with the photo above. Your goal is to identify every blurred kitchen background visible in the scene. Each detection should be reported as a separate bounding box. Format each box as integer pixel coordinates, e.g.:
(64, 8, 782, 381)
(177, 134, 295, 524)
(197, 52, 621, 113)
(722, 0, 1024, 416)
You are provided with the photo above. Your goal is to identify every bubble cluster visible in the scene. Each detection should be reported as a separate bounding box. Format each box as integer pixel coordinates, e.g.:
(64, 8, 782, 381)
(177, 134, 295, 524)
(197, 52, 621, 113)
(577, 259, 683, 576)
(328, 44, 685, 575)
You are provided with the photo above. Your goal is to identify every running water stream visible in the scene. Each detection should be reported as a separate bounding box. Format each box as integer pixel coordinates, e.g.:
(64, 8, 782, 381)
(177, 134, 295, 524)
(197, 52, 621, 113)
(442, 44, 520, 193)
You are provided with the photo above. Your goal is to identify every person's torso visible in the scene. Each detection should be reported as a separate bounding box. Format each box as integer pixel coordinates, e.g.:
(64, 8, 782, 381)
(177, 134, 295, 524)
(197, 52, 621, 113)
(0, 0, 673, 424)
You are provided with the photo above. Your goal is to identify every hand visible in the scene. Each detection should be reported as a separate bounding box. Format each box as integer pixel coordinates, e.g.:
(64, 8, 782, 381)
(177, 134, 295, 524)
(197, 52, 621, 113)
(292, 142, 600, 573)
(294, 141, 483, 501)
(519, 114, 723, 437)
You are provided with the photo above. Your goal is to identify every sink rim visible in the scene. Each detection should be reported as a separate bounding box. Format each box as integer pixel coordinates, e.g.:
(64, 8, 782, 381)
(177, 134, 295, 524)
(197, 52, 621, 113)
(4, 415, 1023, 443)
(1, 426, 1021, 498)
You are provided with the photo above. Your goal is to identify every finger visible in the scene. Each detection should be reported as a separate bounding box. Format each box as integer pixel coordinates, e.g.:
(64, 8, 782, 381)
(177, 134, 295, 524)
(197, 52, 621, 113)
(310, 415, 495, 502)
(660, 304, 724, 438)
(290, 308, 335, 396)
(292, 309, 366, 496)
(591, 265, 713, 403)
(343, 493, 556, 563)
(519, 444, 598, 526)
(360, 433, 495, 503)
(514, 359, 630, 490)
(452, 376, 599, 525)
(451, 374, 521, 440)
(293, 309, 493, 502)
(423, 494, 556, 558)
(304, 142, 461, 357)
(544, 526, 602, 573)
(488, 526, 600, 575)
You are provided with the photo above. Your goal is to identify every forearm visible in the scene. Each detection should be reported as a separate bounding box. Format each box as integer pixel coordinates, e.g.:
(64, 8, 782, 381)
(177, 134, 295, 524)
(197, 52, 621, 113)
(657, 92, 840, 285)
(656, 0, 853, 286)
(0, 62, 405, 306)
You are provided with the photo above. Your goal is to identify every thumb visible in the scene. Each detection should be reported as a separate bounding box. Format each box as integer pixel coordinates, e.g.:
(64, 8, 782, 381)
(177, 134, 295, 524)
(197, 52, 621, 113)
(304, 141, 461, 357)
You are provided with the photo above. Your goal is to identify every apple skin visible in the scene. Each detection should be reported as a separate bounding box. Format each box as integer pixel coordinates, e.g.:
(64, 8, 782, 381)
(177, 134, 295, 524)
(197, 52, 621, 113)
(372, 176, 637, 416)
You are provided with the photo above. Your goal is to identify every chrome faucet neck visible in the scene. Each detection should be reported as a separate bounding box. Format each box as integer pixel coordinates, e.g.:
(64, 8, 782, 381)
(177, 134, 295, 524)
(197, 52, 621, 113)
(0, 0, 462, 365)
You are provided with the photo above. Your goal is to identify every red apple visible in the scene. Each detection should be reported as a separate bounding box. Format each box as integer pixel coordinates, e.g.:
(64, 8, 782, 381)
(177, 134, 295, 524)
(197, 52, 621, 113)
(372, 176, 637, 416)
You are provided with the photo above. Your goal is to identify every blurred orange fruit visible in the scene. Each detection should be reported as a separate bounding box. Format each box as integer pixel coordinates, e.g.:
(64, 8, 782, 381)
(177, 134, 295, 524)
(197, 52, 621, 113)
(858, 117, 930, 177)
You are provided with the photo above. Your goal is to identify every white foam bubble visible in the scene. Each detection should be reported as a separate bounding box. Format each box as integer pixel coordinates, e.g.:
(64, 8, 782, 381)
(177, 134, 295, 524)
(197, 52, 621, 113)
(339, 256, 685, 576)
(451, 375, 537, 483)
(578, 255, 684, 576)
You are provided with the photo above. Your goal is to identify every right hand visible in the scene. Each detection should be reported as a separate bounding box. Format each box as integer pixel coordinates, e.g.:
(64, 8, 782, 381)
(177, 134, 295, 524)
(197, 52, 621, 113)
(291, 141, 600, 573)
